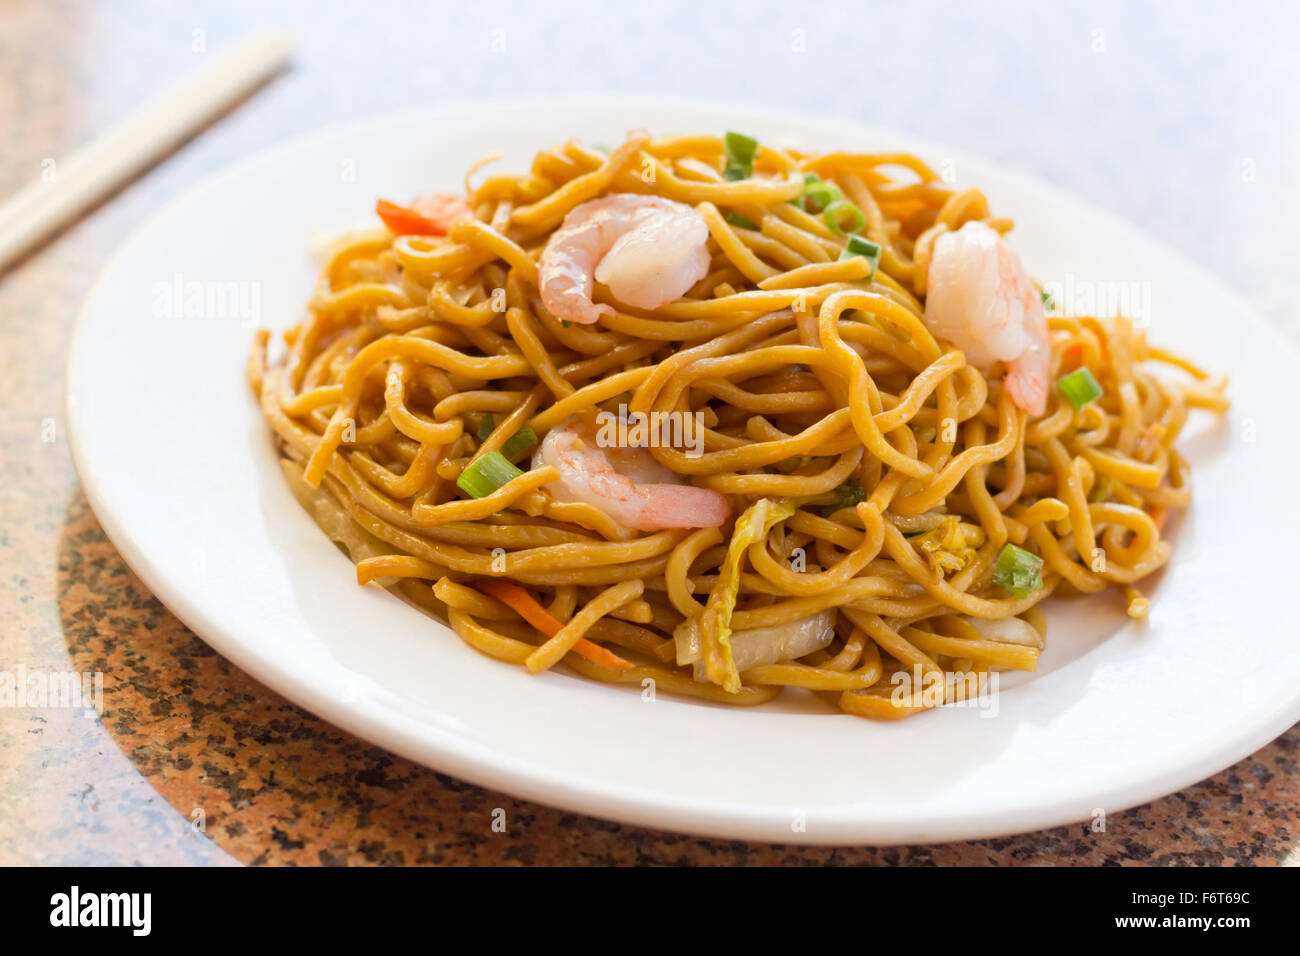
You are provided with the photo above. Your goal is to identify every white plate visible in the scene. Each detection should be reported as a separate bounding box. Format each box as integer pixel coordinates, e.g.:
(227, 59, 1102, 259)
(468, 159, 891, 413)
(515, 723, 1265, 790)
(66, 96, 1300, 845)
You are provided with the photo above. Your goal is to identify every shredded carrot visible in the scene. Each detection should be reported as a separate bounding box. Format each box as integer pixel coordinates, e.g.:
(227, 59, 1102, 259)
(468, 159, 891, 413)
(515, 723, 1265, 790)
(1148, 505, 1168, 532)
(1060, 344, 1084, 373)
(477, 580, 632, 670)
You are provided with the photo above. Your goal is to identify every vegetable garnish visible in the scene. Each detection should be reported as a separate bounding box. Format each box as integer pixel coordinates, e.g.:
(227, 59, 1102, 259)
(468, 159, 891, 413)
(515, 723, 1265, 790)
(374, 198, 446, 237)
(825, 481, 868, 513)
(478, 413, 537, 459)
(724, 211, 758, 230)
(916, 516, 979, 575)
(723, 131, 759, 180)
(1040, 289, 1054, 309)
(823, 198, 866, 236)
(500, 426, 538, 459)
(797, 173, 841, 213)
(1060, 342, 1085, 373)
(839, 233, 882, 279)
(456, 450, 522, 498)
(698, 497, 796, 692)
(1147, 505, 1169, 532)
(1057, 366, 1104, 411)
(993, 543, 1044, 599)
(477, 580, 632, 670)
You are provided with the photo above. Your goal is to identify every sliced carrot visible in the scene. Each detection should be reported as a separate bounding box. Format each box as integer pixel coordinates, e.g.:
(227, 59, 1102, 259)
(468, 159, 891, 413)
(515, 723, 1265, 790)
(375, 198, 447, 237)
(411, 192, 473, 228)
(477, 579, 632, 670)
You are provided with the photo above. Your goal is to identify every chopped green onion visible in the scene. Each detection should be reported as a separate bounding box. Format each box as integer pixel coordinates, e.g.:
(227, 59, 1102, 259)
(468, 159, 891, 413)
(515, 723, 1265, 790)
(456, 451, 522, 498)
(560, 319, 572, 328)
(724, 211, 758, 230)
(824, 199, 866, 236)
(724, 131, 759, 164)
(839, 234, 882, 279)
(825, 482, 867, 513)
(500, 426, 538, 459)
(1040, 289, 1054, 309)
(1057, 367, 1103, 410)
(478, 413, 537, 460)
(723, 131, 759, 180)
(993, 543, 1043, 599)
(797, 174, 841, 213)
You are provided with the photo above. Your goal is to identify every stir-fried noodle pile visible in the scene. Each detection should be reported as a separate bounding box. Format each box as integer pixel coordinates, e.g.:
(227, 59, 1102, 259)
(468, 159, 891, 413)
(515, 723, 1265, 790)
(249, 130, 1228, 719)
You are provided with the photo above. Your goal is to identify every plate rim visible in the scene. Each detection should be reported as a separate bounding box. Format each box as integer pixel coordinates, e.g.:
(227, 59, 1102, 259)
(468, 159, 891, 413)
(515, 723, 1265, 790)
(64, 94, 1300, 846)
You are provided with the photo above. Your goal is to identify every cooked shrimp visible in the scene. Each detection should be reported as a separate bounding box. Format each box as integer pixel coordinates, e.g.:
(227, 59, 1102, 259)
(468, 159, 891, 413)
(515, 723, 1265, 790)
(538, 194, 711, 325)
(534, 417, 730, 532)
(923, 220, 1050, 416)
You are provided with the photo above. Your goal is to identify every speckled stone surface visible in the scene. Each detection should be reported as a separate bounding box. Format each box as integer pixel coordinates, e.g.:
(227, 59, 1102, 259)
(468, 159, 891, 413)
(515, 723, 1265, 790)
(1, 0, 1297, 865)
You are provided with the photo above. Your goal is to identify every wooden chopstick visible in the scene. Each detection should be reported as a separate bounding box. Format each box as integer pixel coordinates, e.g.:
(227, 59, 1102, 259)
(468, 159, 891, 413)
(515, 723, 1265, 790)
(0, 29, 293, 273)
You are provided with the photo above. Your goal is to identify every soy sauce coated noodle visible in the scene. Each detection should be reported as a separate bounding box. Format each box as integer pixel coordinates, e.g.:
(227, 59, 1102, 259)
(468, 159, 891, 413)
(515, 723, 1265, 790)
(248, 130, 1228, 719)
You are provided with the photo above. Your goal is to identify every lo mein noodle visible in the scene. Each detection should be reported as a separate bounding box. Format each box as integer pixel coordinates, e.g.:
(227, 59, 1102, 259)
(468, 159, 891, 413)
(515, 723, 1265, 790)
(248, 129, 1228, 720)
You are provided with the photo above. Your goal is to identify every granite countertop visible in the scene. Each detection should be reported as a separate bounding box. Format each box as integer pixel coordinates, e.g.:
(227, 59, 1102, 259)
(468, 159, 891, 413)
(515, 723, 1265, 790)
(1, 0, 1296, 865)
